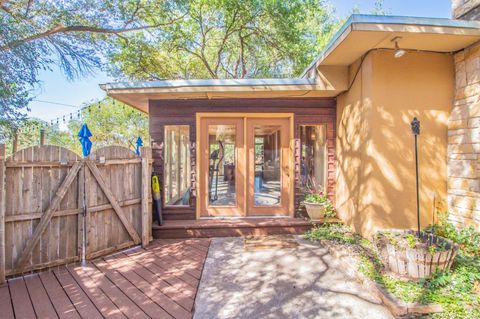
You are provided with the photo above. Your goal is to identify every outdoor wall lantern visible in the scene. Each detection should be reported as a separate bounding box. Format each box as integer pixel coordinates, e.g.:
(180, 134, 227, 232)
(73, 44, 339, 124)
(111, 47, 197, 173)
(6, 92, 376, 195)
(392, 36, 406, 58)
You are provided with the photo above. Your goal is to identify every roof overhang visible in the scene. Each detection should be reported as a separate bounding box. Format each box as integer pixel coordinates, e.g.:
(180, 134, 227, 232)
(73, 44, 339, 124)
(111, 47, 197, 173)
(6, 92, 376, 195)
(100, 78, 346, 113)
(101, 14, 480, 113)
(302, 14, 480, 77)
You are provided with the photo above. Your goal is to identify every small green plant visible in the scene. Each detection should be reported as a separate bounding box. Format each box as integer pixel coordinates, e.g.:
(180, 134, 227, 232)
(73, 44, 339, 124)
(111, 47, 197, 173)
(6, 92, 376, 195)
(425, 211, 480, 256)
(403, 233, 417, 248)
(304, 223, 359, 244)
(303, 177, 335, 218)
(303, 193, 335, 217)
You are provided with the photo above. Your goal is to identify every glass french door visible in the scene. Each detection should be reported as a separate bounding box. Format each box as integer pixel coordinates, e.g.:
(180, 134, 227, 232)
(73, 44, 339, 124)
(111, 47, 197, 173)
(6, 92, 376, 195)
(199, 116, 290, 217)
(246, 118, 290, 216)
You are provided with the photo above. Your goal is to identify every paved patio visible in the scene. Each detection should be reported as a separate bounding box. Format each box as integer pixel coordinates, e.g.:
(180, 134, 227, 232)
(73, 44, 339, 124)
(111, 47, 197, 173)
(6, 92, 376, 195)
(194, 236, 394, 319)
(0, 239, 210, 319)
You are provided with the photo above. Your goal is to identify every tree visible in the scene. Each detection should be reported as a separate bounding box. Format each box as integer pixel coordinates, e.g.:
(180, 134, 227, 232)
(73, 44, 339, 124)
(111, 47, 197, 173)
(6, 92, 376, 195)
(109, 0, 340, 80)
(0, 0, 184, 122)
(1, 99, 148, 156)
(61, 99, 149, 155)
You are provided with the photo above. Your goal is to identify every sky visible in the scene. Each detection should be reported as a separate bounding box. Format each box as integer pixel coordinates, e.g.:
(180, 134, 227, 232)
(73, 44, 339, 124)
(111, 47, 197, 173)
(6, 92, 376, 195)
(26, 0, 452, 122)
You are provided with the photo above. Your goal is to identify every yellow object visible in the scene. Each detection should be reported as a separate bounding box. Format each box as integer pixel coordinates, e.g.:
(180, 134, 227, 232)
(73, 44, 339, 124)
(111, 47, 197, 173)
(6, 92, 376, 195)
(152, 175, 161, 200)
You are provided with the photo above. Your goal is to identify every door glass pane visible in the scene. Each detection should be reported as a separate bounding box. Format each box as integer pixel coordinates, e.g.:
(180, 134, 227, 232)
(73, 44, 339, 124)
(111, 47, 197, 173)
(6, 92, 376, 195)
(208, 125, 236, 206)
(164, 125, 190, 206)
(300, 125, 327, 192)
(254, 125, 281, 206)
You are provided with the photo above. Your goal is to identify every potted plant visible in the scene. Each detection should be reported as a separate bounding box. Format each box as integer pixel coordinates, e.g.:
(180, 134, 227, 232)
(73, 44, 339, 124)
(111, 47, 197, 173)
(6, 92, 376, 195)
(374, 229, 458, 279)
(303, 190, 335, 221)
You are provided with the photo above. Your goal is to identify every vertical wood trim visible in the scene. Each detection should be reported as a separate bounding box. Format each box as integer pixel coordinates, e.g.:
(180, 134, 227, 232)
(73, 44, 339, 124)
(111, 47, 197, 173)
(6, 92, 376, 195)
(140, 147, 151, 247)
(77, 164, 85, 262)
(196, 116, 201, 219)
(0, 144, 6, 283)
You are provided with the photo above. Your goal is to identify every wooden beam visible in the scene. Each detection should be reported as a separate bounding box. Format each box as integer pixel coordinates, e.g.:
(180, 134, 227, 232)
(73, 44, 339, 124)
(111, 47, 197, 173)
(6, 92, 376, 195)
(16, 161, 83, 272)
(0, 144, 6, 283)
(140, 147, 152, 247)
(85, 161, 141, 244)
(3, 198, 144, 222)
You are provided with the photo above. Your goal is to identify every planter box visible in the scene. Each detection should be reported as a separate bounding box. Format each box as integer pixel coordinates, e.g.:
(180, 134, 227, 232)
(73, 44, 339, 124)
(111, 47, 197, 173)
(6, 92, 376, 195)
(375, 230, 458, 279)
(303, 202, 326, 221)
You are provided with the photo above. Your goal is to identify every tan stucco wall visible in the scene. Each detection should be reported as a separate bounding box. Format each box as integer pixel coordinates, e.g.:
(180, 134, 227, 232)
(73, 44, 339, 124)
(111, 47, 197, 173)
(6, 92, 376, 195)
(336, 50, 454, 237)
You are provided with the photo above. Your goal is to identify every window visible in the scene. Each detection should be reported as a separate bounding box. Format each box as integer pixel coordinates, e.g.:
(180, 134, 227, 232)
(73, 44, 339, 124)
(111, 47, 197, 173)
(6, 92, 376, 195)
(300, 125, 327, 192)
(164, 126, 190, 206)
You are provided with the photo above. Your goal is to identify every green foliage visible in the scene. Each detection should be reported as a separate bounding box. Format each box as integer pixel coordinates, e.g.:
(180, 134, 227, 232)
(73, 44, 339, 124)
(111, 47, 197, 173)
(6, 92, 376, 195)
(1, 99, 148, 156)
(403, 233, 416, 248)
(64, 99, 149, 154)
(304, 193, 335, 217)
(304, 223, 362, 245)
(425, 211, 480, 256)
(1, 0, 180, 120)
(109, 0, 340, 80)
(305, 220, 480, 319)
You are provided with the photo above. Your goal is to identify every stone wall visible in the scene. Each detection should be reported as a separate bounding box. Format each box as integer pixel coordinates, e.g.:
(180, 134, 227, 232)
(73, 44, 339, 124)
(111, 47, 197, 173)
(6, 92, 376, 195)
(448, 0, 480, 230)
(452, 0, 480, 19)
(448, 44, 480, 230)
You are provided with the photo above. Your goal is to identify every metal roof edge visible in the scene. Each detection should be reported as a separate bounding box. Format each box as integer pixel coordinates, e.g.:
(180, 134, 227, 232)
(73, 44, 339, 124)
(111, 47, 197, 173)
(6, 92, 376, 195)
(100, 78, 319, 91)
(300, 14, 480, 78)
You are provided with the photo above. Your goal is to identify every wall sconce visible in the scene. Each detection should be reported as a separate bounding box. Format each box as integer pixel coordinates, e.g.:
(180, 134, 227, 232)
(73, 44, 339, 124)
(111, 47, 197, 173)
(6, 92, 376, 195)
(392, 36, 406, 58)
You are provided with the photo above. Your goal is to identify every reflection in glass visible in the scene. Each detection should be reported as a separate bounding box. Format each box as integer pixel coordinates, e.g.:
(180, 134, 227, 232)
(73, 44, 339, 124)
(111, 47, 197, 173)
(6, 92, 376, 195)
(300, 125, 327, 192)
(254, 125, 281, 206)
(208, 125, 236, 206)
(164, 126, 190, 206)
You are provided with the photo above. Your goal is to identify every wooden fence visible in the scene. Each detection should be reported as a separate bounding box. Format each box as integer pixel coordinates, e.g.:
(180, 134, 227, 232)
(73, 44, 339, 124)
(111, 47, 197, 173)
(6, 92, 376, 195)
(0, 144, 152, 283)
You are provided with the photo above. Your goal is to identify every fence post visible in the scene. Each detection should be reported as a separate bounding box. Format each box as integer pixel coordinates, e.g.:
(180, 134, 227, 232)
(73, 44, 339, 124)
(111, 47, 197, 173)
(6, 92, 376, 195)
(12, 128, 18, 154)
(140, 147, 152, 247)
(0, 144, 6, 284)
(40, 129, 45, 146)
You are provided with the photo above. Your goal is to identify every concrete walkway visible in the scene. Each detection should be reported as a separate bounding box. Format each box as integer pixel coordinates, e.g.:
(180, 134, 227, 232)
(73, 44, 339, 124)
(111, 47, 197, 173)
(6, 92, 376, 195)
(194, 237, 394, 319)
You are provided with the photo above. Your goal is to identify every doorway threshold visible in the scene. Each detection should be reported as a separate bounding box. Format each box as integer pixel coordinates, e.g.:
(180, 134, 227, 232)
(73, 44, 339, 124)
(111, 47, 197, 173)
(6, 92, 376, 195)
(152, 217, 318, 239)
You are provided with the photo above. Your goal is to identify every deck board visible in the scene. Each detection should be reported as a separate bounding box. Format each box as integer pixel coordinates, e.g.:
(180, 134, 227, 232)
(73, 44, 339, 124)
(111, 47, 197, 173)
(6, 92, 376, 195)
(4, 239, 210, 318)
(24, 274, 59, 319)
(9, 277, 37, 319)
(0, 284, 15, 319)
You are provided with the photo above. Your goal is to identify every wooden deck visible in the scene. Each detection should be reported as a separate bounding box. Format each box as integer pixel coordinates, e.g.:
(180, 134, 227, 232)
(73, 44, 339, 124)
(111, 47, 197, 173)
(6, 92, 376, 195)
(153, 217, 318, 239)
(0, 239, 210, 319)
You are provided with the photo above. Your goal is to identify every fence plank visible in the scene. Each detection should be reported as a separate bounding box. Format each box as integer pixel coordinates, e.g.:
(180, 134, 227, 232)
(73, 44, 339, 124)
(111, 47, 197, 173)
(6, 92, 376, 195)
(85, 161, 141, 245)
(78, 165, 85, 263)
(0, 144, 6, 283)
(141, 147, 151, 247)
(16, 161, 82, 272)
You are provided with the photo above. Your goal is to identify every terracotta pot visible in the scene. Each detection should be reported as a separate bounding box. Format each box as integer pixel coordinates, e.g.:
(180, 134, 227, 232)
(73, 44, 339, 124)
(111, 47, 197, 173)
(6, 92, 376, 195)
(304, 202, 326, 221)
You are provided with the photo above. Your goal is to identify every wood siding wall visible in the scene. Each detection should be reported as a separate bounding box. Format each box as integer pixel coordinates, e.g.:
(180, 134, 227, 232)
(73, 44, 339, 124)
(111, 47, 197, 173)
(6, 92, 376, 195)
(149, 98, 336, 219)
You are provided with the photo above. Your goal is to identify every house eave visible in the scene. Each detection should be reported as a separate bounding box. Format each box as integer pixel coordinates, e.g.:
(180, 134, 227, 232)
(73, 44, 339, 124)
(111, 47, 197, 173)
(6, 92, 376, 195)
(301, 14, 480, 78)
(100, 78, 345, 113)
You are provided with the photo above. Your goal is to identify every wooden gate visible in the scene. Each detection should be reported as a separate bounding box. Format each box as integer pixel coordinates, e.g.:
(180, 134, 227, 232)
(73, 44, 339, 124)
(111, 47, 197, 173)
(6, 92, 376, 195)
(0, 144, 152, 282)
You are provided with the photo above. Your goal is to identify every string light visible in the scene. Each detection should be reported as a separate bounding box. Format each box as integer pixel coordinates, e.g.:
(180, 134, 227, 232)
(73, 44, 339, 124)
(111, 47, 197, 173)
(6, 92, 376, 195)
(42, 97, 130, 129)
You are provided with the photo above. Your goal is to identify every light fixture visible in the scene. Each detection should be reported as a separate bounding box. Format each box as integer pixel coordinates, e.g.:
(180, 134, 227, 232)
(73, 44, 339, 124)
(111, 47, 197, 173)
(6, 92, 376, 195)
(391, 36, 406, 58)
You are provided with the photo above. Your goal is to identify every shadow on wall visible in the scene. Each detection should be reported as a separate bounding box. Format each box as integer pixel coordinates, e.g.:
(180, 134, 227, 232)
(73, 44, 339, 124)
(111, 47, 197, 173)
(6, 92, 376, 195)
(336, 50, 453, 237)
